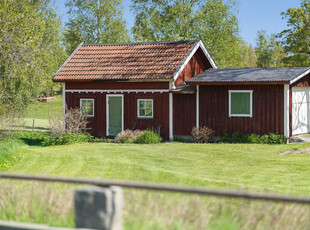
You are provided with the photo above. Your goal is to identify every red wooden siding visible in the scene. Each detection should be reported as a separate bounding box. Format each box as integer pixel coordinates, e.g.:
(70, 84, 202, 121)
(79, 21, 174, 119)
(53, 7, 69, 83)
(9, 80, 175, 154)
(291, 72, 310, 87)
(173, 94, 196, 135)
(174, 47, 212, 86)
(199, 85, 284, 135)
(65, 91, 170, 139)
(66, 82, 169, 90)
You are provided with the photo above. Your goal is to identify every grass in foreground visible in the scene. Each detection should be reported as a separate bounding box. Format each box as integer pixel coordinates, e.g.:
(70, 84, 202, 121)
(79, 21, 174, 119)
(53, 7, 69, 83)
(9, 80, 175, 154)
(2, 141, 310, 229)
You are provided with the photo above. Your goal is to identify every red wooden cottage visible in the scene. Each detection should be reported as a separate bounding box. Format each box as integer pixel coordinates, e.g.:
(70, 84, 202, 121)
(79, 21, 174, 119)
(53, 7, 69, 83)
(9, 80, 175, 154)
(53, 40, 310, 139)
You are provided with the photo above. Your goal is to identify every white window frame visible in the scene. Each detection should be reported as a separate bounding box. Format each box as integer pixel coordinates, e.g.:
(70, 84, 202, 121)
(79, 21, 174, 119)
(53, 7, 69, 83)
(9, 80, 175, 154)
(80, 98, 94, 117)
(137, 99, 153, 119)
(229, 90, 253, 117)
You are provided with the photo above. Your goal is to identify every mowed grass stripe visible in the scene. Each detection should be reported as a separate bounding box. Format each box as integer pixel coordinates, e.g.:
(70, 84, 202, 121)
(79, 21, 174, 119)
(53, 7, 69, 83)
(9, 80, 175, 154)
(8, 142, 310, 194)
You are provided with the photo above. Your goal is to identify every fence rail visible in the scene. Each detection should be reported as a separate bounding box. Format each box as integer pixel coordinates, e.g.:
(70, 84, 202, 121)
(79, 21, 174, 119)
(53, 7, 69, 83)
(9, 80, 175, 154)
(0, 172, 310, 205)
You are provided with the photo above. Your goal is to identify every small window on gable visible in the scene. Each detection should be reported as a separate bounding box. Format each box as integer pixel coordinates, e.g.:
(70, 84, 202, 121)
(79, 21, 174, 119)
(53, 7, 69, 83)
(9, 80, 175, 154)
(137, 99, 153, 118)
(229, 90, 252, 117)
(80, 99, 94, 117)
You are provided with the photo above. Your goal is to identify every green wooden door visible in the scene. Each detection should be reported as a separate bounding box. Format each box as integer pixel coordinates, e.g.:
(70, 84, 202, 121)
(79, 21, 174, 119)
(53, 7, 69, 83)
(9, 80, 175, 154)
(108, 96, 123, 136)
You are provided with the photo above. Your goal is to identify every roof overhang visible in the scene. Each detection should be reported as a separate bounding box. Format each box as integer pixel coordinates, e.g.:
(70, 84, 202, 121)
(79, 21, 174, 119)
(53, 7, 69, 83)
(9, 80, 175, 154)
(290, 68, 310, 85)
(52, 42, 84, 82)
(186, 81, 290, 86)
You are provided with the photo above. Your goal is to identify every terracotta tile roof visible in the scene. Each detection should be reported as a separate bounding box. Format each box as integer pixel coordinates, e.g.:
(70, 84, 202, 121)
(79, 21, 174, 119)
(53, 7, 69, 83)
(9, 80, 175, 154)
(53, 40, 198, 82)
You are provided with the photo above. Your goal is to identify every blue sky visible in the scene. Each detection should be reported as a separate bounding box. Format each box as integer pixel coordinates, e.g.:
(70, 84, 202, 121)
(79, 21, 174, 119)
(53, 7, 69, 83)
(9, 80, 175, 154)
(54, 0, 301, 46)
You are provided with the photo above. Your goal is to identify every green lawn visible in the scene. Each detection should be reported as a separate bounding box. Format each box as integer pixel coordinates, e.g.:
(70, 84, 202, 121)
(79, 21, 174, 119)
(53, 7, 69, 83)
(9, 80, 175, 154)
(8, 142, 310, 194)
(2, 142, 310, 229)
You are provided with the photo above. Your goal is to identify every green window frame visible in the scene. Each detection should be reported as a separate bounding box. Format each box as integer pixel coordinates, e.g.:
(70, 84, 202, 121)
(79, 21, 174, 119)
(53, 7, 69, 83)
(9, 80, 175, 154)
(229, 90, 253, 117)
(137, 99, 153, 118)
(80, 98, 94, 117)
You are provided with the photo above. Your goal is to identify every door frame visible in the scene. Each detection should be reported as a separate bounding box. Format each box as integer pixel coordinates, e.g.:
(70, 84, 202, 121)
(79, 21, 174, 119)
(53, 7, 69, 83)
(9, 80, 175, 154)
(106, 94, 124, 136)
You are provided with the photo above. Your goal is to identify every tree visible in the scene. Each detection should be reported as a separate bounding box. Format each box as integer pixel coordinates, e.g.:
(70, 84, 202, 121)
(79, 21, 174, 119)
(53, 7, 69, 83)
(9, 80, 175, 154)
(131, 0, 246, 68)
(278, 0, 310, 66)
(0, 0, 66, 121)
(255, 31, 284, 67)
(64, 0, 130, 54)
(239, 42, 257, 68)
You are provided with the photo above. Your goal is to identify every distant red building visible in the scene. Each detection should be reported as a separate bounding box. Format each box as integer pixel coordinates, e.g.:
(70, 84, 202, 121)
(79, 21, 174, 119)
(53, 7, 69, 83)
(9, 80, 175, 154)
(53, 40, 310, 139)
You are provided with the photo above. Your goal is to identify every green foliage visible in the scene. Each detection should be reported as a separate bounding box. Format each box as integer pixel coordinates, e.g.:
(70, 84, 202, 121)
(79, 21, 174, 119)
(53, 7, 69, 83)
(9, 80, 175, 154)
(12, 131, 94, 147)
(135, 130, 162, 144)
(132, 0, 250, 68)
(278, 0, 310, 66)
(255, 30, 285, 67)
(0, 0, 66, 121)
(64, 0, 130, 54)
(221, 131, 286, 144)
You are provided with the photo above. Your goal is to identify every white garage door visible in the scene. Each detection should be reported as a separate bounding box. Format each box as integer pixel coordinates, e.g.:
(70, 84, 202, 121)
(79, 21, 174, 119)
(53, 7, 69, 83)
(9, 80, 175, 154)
(292, 87, 310, 135)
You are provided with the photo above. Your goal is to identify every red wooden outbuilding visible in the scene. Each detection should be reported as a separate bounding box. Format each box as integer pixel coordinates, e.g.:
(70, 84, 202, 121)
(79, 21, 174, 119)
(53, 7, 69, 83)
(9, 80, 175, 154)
(53, 40, 310, 139)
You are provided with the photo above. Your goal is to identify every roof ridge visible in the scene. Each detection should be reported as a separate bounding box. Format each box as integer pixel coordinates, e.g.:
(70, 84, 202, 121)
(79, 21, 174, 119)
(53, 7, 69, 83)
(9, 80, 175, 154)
(82, 40, 200, 47)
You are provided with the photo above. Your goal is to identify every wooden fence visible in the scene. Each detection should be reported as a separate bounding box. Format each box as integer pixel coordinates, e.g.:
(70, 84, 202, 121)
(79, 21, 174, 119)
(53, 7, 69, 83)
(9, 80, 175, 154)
(1, 173, 310, 230)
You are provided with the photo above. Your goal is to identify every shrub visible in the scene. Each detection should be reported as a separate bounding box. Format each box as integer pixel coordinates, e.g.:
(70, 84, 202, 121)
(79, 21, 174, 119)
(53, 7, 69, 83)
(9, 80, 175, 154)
(191, 126, 215, 143)
(114, 129, 144, 143)
(12, 131, 94, 146)
(41, 132, 93, 146)
(220, 132, 286, 144)
(49, 107, 89, 136)
(135, 130, 162, 144)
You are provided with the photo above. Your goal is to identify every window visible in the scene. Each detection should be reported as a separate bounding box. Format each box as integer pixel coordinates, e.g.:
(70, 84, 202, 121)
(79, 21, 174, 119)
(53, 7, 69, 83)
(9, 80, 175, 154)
(137, 99, 153, 118)
(229, 90, 252, 117)
(80, 99, 94, 117)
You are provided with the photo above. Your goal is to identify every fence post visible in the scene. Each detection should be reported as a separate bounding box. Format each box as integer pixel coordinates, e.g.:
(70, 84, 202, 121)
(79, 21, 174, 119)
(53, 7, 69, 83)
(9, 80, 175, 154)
(74, 186, 123, 230)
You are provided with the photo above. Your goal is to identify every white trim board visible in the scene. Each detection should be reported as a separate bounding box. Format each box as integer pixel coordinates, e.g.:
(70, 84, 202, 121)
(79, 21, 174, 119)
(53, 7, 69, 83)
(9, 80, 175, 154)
(283, 84, 289, 137)
(169, 93, 173, 140)
(62, 82, 66, 131)
(196, 85, 199, 129)
(228, 90, 253, 117)
(290, 68, 310, 85)
(66, 89, 169, 93)
(106, 94, 124, 136)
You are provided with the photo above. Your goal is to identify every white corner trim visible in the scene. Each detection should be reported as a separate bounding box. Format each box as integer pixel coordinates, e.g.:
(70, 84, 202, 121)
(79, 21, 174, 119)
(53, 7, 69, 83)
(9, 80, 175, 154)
(228, 90, 253, 117)
(106, 94, 124, 136)
(290, 68, 310, 85)
(196, 85, 199, 129)
(66, 89, 169, 93)
(284, 84, 290, 138)
(169, 93, 173, 140)
(62, 83, 66, 131)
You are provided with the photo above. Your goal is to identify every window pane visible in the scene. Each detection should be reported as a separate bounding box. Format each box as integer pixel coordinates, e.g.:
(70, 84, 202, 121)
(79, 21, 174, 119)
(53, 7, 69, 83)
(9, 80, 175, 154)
(88, 100, 94, 108)
(145, 109, 152, 117)
(145, 101, 152, 110)
(231, 92, 250, 115)
(87, 106, 93, 115)
(139, 101, 145, 110)
(139, 109, 145, 116)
